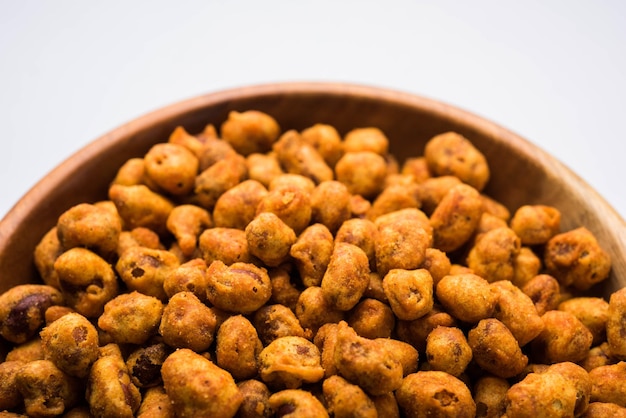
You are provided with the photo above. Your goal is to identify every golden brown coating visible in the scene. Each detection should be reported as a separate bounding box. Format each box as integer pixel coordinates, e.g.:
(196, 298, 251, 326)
(401, 156, 431, 184)
(363, 272, 388, 303)
(335, 218, 378, 270)
(424, 131, 490, 191)
(108, 183, 174, 236)
(256, 185, 312, 235)
(161, 348, 243, 418)
(375, 213, 432, 277)
(559, 297, 609, 346)
(430, 183, 484, 252)
(273, 130, 334, 184)
(295, 286, 345, 334)
(258, 336, 324, 389)
(253, 304, 307, 346)
(126, 342, 169, 388)
(367, 183, 421, 221)
(521, 273, 561, 315)
(530, 310, 594, 364)
(425, 326, 472, 377)
(16, 359, 80, 417)
(607, 287, 626, 359)
(246, 152, 284, 188)
(480, 193, 511, 221)
(343, 127, 389, 156)
(322, 375, 378, 418)
(136, 386, 175, 418)
(56, 203, 122, 259)
(268, 173, 316, 194)
(491, 280, 544, 346)
(112, 157, 151, 187)
(466, 227, 521, 283)
(544, 227, 612, 291)
(589, 362, 626, 407)
(0, 361, 24, 411)
(268, 267, 301, 312)
(396, 370, 476, 418)
(550, 361, 593, 415)
(216, 315, 263, 381)
(417, 175, 462, 215)
(377, 337, 419, 377)
(166, 204, 212, 257)
(5, 337, 44, 363)
(198, 137, 238, 171)
(207, 261, 272, 313)
(419, 248, 451, 286)
(505, 362, 590, 418)
(510, 204, 561, 245)
(300, 123, 344, 168)
(333, 321, 403, 396)
(40, 312, 99, 378)
(371, 392, 400, 418)
(335, 151, 387, 198)
(310, 181, 352, 233)
(54, 247, 117, 319)
(245, 212, 297, 267)
(116, 226, 163, 256)
(213, 179, 268, 230)
(33, 226, 63, 289)
(144, 142, 199, 196)
(382, 268, 433, 321)
(167, 125, 207, 159)
(98, 291, 164, 345)
(320, 242, 370, 311)
(468, 318, 528, 379)
(0, 284, 64, 344)
(267, 389, 329, 418)
(221, 110, 281, 156)
(290, 223, 334, 288)
(584, 402, 626, 418)
(199, 227, 254, 265)
(163, 258, 210, 302)
(236, 379, 273, 418)
(159, 291, 217, 351)
(473, 376, 509, 418)
(436, 273, 498, 323)
(581, 342, 616, 372)
(348, 298, 395, 339)
(314, 322, 339, 378)
(115, 246, 179, 300)
(194, 154, 248, 210)
(395, 305, 457, 353)
(512, 246, 542, 287)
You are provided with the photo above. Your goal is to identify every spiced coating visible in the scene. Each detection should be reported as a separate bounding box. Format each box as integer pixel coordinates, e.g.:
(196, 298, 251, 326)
(268, 389, 329, 418)
(510, 204, 561, 245)
(473, 376, 509, 418)
(40, 312, 99, 378)
(335, 218, 378, 270)
(159, 291, 217, 351)
(467, 227, 521, 283)
(468, 318, 528, 379)
(531, 310, 594, 364)
(343, 127, 389, 155)
(273, 130, 334, 184)
(33, 226, 64, 288)
(544, 227, 612, 291)
(214, 179, 268, 230)
(321, 242, 370, 311)
(436, 273, 498, 323)
(300, 123, 344, 168)
(199, 227, 254, 265)
(221, 110, 281, 156)
(126, 342, 169, 388)
(425, 326, 472, 377)
(310, 181, 352, 233)
(396, 371, 476, 418)
(256, 185, 312, 234)
(98, 291, 164, 345)
(258, 336, 324, 389)
(559, 297, 610, 346)
(144, 142, 199, 196)
(589, 362, 626, 407)
(56, 203, 122, 259)
(253, 304, 307, 346)
(424, 131, 489, 191)
(163, 258, 210, 302)
(166, 204, 212, 257)
(383, 268, 434, 321)
(0, 361, 24, 411)
(161, 348, 243, 418)
(108, 184, 174, 236)
(194, 154, 248, 210)
(335, 151, 387, 198)
(245, 212, 297, 267)
(236, 379, 273, 418)
(295, 286, 345, 334)
(322, 375, 378, 418)
(491, 280, 544, 346)
(0, 284, 64, 344)
(430, 183, 484, 252)
(136, 386, 175, 418)
(116, 246, 179, 300)
(348, 298, 395, 339)
(290, 223, 334, 288)
(216, 315, 263, 381)
(607, 287, 626, 359)
(521, 273, 561, 315)
(207, 261, 272, 313)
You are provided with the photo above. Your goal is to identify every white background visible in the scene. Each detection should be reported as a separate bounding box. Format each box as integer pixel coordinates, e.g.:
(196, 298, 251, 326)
(1, 0, 625, 219)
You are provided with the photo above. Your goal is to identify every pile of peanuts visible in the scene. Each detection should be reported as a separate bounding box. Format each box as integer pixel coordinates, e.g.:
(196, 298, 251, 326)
(0, 109, 625, 417)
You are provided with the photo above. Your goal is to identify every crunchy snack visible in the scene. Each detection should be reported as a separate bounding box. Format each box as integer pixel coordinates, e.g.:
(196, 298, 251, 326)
(0, 110, 621, 416)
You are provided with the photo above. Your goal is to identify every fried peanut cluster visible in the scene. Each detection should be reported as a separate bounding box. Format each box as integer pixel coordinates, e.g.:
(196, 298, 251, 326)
(0, 109, 621, 417)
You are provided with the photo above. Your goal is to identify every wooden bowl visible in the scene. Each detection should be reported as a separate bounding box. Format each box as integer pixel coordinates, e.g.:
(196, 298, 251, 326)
(0, 82, 624, 298)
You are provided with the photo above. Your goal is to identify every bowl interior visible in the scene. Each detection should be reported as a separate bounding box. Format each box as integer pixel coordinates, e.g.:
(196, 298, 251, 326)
(0, 82, 624, 298)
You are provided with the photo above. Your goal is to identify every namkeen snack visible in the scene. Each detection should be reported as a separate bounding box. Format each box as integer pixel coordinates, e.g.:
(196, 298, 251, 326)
(0, 108, 622, 417)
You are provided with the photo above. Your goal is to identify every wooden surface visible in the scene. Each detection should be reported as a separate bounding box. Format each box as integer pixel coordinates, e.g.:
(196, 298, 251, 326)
(0, 82, 624, 297)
